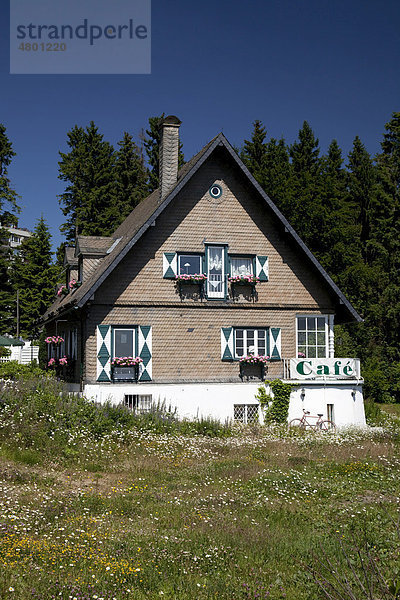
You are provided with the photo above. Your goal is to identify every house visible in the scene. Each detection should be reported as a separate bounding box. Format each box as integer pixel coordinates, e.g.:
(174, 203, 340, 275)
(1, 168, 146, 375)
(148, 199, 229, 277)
(41, 116, 366, 427)
(5, 224, 32, 257)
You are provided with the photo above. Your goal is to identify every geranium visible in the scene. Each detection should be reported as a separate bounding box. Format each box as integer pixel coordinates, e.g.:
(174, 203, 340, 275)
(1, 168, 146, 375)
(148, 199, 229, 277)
(57, 285, 69, 297)
(239, 354, 270, 365)
(111, 356, 143, 367)
(45, 336, 64, 345)
(175, 273, 207, 283)
(69, 279, 81, 290)
(298, 352, 306, 358)
(59, 356, 68, 366)
(228, 275, 260, 284)
(47, 358, 56, 367)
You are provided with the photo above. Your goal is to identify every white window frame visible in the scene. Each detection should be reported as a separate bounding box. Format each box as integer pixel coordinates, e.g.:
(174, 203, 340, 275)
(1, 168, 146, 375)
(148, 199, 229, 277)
(113, 327, 137, 359)
(206, 245, 225, 299)
(234, 404, 260, 424)
(230, 256, 253, 278)
(234, 328, 268, 358)
(296, 315, 328, 359)
(178, 254, 203, 276)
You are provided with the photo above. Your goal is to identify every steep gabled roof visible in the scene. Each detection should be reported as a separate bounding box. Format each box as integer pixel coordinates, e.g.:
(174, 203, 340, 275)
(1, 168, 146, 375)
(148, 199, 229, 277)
(41, 133, 362, 324)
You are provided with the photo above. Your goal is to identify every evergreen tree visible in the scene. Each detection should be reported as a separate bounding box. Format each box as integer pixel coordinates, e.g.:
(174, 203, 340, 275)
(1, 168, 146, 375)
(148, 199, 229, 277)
(262, 138, 292, 212)
(241, 120, 267, 184)
(58, 122, 117, 241)
(0, 124, 20, 333)
(144, 114, 184, 192)
(288, 121, 323, 249)
(11, 216, 57, 338)
(115, 132, 149, 220)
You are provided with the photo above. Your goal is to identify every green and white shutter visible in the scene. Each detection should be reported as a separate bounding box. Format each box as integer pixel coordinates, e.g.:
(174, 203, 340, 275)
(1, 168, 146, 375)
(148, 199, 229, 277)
(255, 256, 269, 281)
(96, 325, 111, 382)
(163, 252, 177, 278)
(221, 327, 234, 360)
(138, 325, 152, 381)
(269, 327, 281, 361)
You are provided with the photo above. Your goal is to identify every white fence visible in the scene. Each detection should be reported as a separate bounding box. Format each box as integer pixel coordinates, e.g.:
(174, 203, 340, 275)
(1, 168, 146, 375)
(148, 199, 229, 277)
(0, 345, 39, 365)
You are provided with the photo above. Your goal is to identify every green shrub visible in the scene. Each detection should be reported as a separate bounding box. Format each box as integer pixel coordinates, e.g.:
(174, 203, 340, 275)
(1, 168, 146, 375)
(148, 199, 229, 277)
(0, 360, 44, 380)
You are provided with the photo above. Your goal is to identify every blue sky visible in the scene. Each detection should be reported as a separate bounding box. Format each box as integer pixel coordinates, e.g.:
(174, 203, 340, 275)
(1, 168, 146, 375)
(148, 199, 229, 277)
(1, 0, 399, 252)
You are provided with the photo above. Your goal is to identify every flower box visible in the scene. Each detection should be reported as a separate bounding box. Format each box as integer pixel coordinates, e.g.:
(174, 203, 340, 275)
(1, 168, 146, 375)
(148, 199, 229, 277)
(239, 355, 269, 381)
(69, 279, 81, 291)
(112, 366, 139, 382)
(111, 356, 143, 381)
(57, 285, 69, 298)
(175, 274, 207, 284)
(45, 336, 64, 346)
(228, 275, 260, 285)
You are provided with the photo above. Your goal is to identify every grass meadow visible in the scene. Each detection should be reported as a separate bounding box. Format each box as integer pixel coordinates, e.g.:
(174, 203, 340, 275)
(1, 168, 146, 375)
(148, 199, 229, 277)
(0, 370, 399, 599)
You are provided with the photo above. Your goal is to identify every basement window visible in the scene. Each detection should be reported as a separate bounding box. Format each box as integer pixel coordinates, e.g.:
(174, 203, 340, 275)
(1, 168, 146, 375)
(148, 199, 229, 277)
(124, 394, 152, 413)
(234, 404, 259, 424)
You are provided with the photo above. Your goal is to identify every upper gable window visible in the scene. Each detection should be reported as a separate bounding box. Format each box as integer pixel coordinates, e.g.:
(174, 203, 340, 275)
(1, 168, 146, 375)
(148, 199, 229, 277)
(178, 254, 202, 276)
(206, 245, 225, 298)
(231, 257, 253, 278)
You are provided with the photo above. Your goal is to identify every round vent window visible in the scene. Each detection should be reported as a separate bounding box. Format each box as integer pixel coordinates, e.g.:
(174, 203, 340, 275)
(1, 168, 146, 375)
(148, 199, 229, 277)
(209, 184, 222, 199)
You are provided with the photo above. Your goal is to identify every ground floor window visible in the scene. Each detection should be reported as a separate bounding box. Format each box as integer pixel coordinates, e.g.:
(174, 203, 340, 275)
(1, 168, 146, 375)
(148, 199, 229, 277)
(235, 328, 267, 357)
(124, 394, 152, 413)
(327, 403, 335, 423)
(296, 316, 328, 358)
(113, 328, 137, 358)
(234, 404, 259, 424)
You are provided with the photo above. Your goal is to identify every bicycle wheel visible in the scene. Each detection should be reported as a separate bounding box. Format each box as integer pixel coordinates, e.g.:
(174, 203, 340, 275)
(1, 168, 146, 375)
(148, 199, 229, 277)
(288, 419, 304, 429)
(319, 420, 336, 432)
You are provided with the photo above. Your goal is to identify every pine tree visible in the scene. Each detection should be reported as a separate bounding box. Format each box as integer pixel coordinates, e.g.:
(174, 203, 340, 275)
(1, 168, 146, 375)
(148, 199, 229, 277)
(58, 122, 117, 241)
(241, 120, 267, 184)
(144, 114, 184, 192)
(115, 132, 149, 221)
(288, 121, 323, 248)
(11, 216, 57, 338)
(0, 124, 20, 333)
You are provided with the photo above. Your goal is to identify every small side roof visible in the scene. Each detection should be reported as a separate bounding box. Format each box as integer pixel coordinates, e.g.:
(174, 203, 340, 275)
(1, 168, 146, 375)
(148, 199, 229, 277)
(64, 246, 78, 268)
(0, 335, 24, 346)
(75, 236, 114, 257)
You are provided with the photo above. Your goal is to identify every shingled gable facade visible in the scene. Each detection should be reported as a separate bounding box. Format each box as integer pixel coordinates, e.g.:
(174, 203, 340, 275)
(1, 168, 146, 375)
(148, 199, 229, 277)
(42, 116, 366, 427)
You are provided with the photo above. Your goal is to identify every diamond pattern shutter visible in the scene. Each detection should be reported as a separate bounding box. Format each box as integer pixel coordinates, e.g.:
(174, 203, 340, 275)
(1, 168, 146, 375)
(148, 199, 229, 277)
(163, 252, 177, 278)
(138, 326, 152, 381)
(221, 327, 234, 360)
(269, 327, 281, 361)
(96, 325, 111, 382)
(255, 256, 269, 281)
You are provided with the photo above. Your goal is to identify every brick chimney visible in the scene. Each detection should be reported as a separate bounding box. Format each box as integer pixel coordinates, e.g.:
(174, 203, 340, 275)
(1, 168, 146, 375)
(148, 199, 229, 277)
(159, 115, 181, 200)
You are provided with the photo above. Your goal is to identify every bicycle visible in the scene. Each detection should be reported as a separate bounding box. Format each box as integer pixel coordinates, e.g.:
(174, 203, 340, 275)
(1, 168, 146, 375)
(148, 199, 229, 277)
(288, 409, 335, 432)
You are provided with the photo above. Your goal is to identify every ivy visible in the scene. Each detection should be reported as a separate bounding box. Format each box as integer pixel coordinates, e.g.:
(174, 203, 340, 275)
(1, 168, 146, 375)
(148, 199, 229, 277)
(255, 379, 298, 424)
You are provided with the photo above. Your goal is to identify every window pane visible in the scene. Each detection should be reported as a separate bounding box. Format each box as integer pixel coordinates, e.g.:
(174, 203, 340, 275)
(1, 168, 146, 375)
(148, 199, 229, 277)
(297, 317, 306, 331)
(231, 258, 252, 277)
(298, 332, 306, 345)
(307, 317, 316, 330)
(298, 346, 306, 355)
(179, 255, 201, 275)
(114, 329, 134, 357)
(308, 346, 316, 358)
(246, 330, 255, 354)
(308, 332, 316, 345)
(256, 330, 266, 355)
(317, 332, 325, 345)
(317, 346, 326, 358)
(317, 317, 326, 331)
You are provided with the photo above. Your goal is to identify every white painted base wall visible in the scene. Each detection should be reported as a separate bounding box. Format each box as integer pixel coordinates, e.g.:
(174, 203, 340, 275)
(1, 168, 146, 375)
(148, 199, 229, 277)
(83, 379, 366, 427)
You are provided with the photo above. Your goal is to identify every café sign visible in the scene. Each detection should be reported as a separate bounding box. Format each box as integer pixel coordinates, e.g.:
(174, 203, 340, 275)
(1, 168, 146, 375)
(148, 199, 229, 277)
(290, 358, 360, 380)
